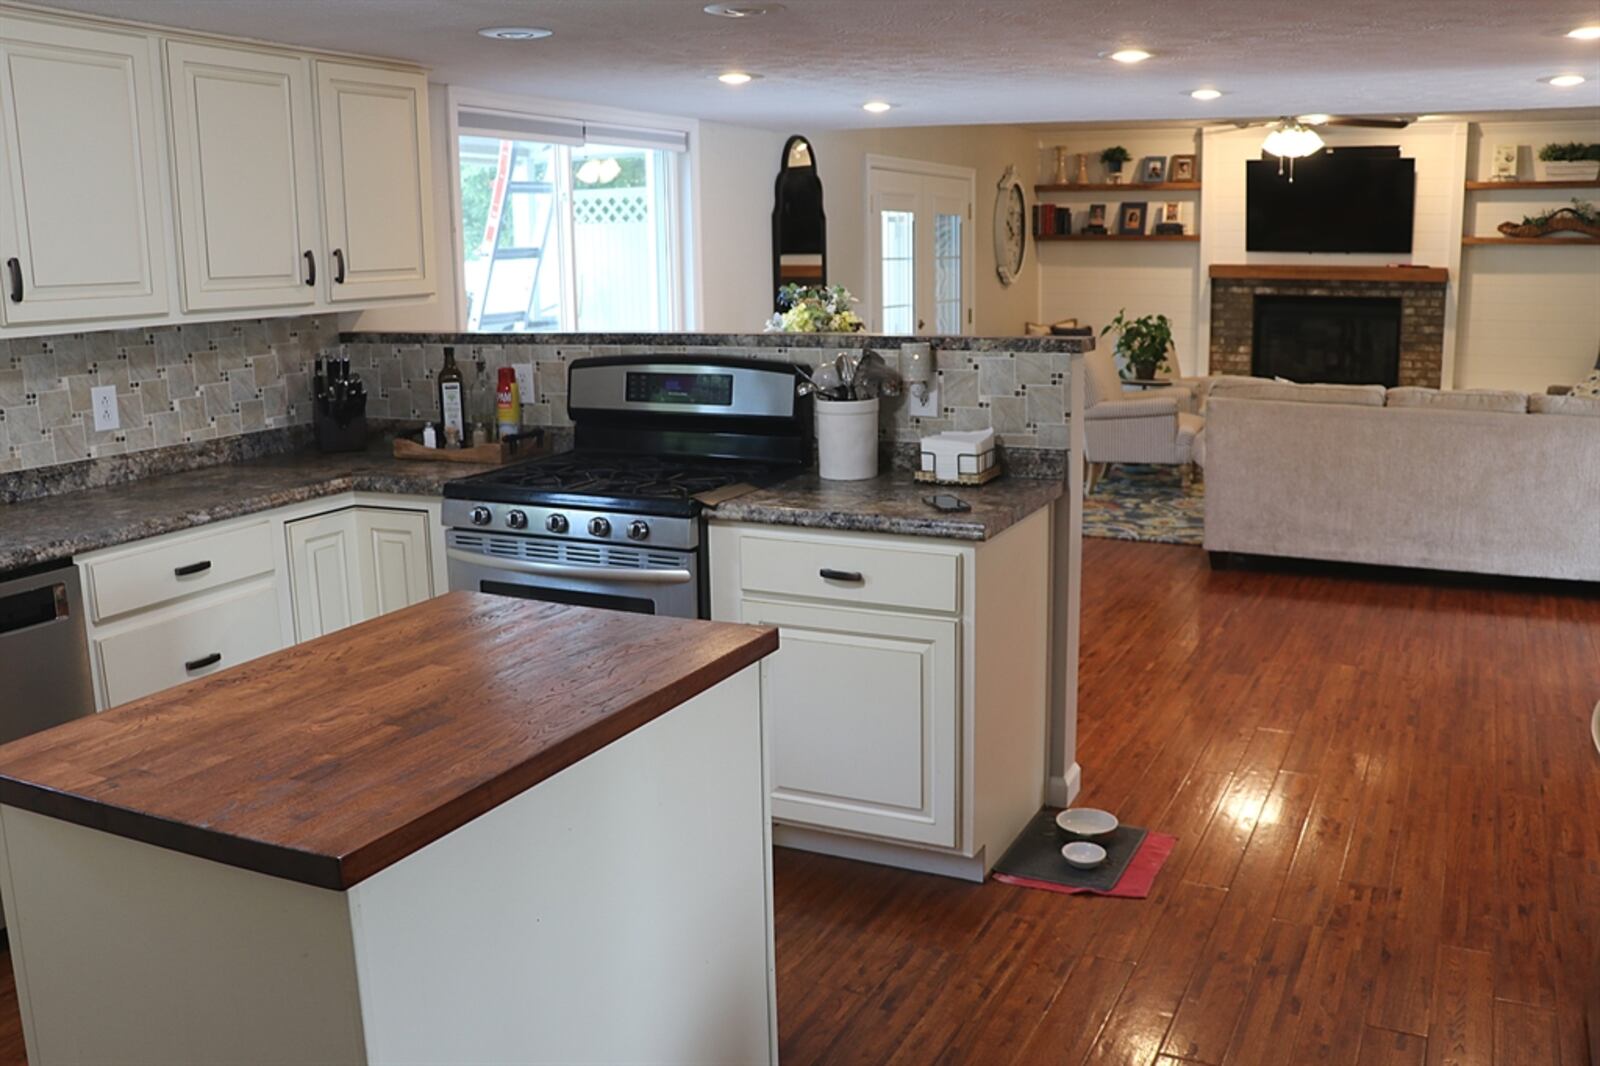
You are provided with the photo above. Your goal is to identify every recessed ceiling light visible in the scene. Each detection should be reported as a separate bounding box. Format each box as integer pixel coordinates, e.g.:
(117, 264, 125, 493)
(1566, 25, 1600, 40)
(1189, 88, 1222, 101)
(703, 3, 784, 16)
(862, 101, 893, 113)
(1297, 113, 1333, 125)
(1546, 73, 1588, 87)
(1105, 48, 1152, 64)
(717, 71, 758, 85)
(477, 26, 553, 40)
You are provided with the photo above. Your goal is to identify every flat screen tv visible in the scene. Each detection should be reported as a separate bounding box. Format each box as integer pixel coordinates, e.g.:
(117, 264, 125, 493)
(1246, 148, 1415, 253)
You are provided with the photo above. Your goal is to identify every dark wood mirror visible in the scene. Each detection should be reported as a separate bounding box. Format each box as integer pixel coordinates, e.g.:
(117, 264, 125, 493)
(772, 135, 826, 308)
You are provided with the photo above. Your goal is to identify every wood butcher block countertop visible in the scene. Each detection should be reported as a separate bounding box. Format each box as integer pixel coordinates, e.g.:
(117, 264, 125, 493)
(0, 594, 778, 890)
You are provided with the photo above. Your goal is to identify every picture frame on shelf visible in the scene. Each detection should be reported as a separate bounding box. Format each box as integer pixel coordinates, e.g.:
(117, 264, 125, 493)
(1155, 202, 1185, 235)
(1169, 154, 1197, 182)
(1138, 156, 1167, 184)
(1085, 202, 1109, 234)
(1118, 202, 1148, 235)
(1490, 144, 1519, 181)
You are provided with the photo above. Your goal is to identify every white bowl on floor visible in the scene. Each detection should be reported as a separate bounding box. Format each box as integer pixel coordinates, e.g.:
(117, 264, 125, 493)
(1061, 842, 1108, 869)
(1055, 807, 1119, 841)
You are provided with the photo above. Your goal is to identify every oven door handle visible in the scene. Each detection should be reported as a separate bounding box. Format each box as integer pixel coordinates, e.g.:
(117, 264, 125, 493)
(447, 549, 694, 585)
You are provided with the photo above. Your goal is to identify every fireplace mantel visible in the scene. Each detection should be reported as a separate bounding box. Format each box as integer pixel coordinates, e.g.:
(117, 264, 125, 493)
(1210, 264, 1449, 284)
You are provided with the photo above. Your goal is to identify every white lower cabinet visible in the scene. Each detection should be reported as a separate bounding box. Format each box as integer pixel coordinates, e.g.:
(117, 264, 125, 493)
(710, 511, 1053, 881)
(286, 506, 433, 641)
(79, 496, 442, 709)
(740, 598, 959, 847)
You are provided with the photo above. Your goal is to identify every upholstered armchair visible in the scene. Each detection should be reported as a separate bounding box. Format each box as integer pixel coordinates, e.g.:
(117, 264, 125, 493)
(1082, 347, 1205, 492)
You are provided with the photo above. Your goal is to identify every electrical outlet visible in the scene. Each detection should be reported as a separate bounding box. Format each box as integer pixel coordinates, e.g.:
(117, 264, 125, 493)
(512, 364, 536, 406)
(91, 385, 119, 432)
(909, 383, 940, 418)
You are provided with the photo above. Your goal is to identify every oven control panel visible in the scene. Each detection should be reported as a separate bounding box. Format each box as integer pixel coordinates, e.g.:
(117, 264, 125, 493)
(442, 500, 697, 551)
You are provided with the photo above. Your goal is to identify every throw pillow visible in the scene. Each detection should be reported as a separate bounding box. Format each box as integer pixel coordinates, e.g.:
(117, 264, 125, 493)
(1575, 370, 1600, 398)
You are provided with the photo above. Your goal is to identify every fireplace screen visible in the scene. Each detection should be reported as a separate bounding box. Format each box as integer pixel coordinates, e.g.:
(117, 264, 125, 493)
(1252, 295, 1402, 387)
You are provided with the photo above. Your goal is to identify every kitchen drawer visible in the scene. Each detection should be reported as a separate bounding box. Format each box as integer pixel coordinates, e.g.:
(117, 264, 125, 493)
(94, 581, 282, 707)
(85, 521, 275, 621)
(738, 532, 960, 614)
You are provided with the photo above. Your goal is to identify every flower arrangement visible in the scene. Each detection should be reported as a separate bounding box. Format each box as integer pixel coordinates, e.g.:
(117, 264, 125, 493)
(766, 284, 865, 333)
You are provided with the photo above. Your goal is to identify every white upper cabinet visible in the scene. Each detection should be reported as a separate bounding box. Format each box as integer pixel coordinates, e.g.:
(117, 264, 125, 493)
(0, 16, 170, 325)
(314, 61, 434, 302)
(164, 41, 320, 312)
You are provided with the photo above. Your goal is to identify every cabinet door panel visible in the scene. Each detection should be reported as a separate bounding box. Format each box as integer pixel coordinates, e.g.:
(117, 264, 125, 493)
(96, 582, 282, 707)
(314, 61, 433, 302)
(0, 18, 168, 324)
(165, 42, 319, 311)
(286, 512, 360, 641)
(741, 598, 958, 847)
(356, 508, 432, 618)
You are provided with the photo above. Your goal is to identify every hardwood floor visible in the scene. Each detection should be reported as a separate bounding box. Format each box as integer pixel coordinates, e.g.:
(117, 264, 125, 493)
(772, 541, 1599, 1065)
(0, 539, 1592, 1064)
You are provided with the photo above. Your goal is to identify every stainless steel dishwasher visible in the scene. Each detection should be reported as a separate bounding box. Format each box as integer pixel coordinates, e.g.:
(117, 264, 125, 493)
(0, 560, 97, 932)
(0, 559, 96, 744)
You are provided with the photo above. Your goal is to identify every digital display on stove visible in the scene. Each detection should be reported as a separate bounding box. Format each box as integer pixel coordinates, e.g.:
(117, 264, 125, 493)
(625, 371, 734, 407)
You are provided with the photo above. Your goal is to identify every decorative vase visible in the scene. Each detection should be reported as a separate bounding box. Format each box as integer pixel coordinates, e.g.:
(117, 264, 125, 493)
(1075, 153, 1090, 184)
(1053, 146, 1070, 184)
(815, 397, 880, 481)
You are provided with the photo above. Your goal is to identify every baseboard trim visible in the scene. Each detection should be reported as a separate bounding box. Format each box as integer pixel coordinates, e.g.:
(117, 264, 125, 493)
(772, 825, 987, 883)
(1046, 763, 1082, 808)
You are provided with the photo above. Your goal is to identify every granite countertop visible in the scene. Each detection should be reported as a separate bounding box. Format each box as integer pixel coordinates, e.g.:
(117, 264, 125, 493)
(0, 445, 499, 571)
(710, 472, 1064, 541)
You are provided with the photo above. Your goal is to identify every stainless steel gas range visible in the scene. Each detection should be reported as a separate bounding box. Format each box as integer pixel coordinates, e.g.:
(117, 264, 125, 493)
(443, 356, 810, 618)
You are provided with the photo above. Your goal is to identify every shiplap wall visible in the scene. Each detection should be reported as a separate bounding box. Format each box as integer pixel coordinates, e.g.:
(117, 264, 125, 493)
(1031, 130, 1206, 375)
(1455, 117, 1600, 392)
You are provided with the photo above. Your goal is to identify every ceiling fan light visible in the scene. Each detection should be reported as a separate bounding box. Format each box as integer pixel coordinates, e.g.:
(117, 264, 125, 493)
(1262, 121, 1325, 160)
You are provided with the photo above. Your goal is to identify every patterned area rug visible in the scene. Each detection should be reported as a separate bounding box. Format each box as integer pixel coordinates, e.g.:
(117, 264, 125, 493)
(1082, 464, 1205, 545)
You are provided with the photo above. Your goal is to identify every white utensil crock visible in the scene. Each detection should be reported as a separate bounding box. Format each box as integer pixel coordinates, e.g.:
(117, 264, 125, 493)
(816, 397, 880, 481)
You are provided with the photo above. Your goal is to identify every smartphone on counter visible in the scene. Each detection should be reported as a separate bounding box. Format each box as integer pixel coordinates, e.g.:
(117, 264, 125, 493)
(924, 493, 971, 513)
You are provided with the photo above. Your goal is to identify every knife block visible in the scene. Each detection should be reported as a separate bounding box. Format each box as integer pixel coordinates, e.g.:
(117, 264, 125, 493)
(313, 409, 367, 453)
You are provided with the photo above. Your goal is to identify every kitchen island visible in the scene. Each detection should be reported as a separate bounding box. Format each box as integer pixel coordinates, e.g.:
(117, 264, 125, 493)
(0, 593, 780, 1065)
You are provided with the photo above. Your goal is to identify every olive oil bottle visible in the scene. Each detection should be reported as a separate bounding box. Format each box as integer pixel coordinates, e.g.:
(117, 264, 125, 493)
(438, 346, 465, 445)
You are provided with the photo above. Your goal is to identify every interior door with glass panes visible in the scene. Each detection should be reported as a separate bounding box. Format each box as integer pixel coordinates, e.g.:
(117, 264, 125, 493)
(867, 165, 974, 335)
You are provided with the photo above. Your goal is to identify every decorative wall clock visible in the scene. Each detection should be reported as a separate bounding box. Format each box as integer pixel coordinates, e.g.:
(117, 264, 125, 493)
(993, 165, 1026, 287)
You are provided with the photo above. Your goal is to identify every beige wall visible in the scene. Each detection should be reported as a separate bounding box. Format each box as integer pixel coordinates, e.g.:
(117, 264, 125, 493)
(695, 122, 789, 332)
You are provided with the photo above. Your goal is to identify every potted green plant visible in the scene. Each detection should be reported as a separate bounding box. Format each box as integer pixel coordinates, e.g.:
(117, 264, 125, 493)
(1101, 146, 1131, 183)
(1101, 309, 1174, 380)
(1536, 143, 1600, 182)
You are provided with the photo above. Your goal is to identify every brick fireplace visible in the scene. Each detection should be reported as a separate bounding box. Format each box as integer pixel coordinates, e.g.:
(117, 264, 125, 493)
(1209, 265, 1448, 388)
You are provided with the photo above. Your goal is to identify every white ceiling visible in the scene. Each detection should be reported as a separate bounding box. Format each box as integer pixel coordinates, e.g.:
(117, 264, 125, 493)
(18, 0, 1600, 129)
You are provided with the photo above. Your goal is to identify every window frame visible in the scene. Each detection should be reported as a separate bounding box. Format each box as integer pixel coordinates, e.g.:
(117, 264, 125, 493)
(446, 87, 697, 333)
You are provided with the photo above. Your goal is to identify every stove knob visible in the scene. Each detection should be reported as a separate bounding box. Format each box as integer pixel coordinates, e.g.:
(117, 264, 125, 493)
(546, 514, 569, 534)
(469, 506, 493, 526)
(505, 509, 528, 530)
(588, 516, 612, 538)
(627, 520, 650, 541)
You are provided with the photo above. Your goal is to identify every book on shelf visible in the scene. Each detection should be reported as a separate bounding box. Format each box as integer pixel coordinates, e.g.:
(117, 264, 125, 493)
(1033, 203, 1072, 237)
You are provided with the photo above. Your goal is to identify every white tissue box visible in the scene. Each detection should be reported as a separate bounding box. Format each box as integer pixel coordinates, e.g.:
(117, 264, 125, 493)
(920, 429, 996, 482)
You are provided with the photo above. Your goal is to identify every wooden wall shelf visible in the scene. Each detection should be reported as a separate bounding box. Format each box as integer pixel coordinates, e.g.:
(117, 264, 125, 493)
(1464, 180, 1600, 191)
(1209, 264, 1449, 283)
(1037, 233, 1199, 243)
(1034, 182, 1201, 193)
(1462, 235, 1600, 246)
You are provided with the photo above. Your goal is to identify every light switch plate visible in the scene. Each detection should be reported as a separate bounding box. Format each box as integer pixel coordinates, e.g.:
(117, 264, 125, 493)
(909, 383, 940, 418)
(512, 364, 536, 406)
(91, 385, 119, 432)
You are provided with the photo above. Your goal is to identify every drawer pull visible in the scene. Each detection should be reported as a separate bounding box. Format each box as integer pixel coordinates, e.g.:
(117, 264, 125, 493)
(173, 560, 212, 577)
(185, 652, 222, 672)
(819, 568, 864, 583)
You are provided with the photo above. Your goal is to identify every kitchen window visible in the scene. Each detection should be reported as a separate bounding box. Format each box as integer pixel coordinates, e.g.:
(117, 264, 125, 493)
(455, 107, 687, 332)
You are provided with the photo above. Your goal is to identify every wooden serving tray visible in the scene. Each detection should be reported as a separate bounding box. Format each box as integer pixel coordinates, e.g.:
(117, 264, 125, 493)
(393, 430, 545, 465)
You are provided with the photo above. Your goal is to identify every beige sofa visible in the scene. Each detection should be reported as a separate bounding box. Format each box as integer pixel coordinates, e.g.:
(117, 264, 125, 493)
(1202, 382, 1600, 581)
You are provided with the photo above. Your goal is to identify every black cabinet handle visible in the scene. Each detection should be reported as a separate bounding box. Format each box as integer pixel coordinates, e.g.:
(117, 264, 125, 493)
(5, 257, 20, 303)
(332, 248, 346, 284)
(819, 568, 864, 583)
(185, 652, 222, 672)
(303, 249, 316, 286)
(173, 560, 212, 577)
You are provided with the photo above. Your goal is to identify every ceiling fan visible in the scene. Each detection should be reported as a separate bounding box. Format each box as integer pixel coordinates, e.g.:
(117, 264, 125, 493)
(1220, 114, 1415, 179)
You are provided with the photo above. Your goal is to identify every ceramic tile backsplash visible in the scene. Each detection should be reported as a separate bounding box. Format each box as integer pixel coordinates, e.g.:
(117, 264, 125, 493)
(339, 333, 1085, 452)
(0, 316, 339, 474)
